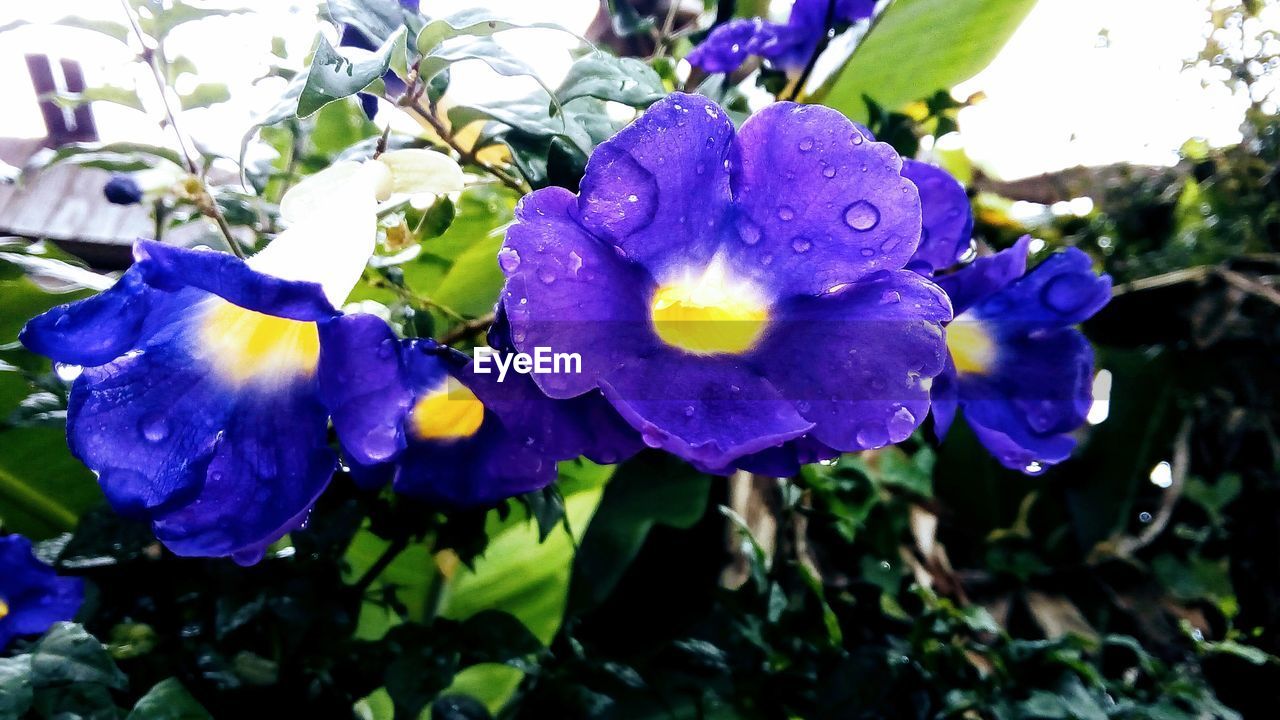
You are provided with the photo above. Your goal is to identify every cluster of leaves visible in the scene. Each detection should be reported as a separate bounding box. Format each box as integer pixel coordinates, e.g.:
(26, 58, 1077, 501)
(2, 0, 1279, 717)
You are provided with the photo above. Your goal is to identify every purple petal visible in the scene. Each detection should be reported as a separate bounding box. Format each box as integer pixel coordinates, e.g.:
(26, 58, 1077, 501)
(687, 19, 782, 73)
(133, 241, 335, 321)
(751, 269, 951, 451)
(597, 349, 814, 474)
(318, 313, 413, 465)
(21, 268, 157, 367)
(576, 93, 734, 278)
(971, 247, 1112, 331)
(726, 102, 920, 298)
(936, 236, 1031, 315)
(501, 186, 656, 398)
(902, 159, 973, 274)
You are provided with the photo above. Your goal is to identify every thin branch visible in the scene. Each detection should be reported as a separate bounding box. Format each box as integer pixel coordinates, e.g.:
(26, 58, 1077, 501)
(353, 536, 410, 594)
(784, 0, 838, 103)
(365, 272, 468, 322)
(118, 0, 245, 258)
(403, 101, 529, 194)
(1114, 417, 1192, 557)
(439, 312, 495, 345)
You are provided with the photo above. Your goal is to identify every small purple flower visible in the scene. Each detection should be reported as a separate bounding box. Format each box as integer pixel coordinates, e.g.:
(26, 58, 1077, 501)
(497, 93, 951, 475)
(0, 535, 83, 650)
(903, 160, 1112, 473)
(318, 314, 641, 507)
(103, 174, 144, 205)
(338, 0, 420, 119)
(928, 237, 1111, 473)
(689, 0, 877, 74)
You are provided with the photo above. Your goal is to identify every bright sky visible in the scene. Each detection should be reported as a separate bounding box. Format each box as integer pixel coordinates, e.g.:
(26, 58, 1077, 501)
(0, 0, 1266, 180)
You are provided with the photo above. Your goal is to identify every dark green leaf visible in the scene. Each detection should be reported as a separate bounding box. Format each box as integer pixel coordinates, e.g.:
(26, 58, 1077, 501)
(29, 623, 128, 691)
(298, 26, 406, 118)
(569, 452, 712, 613)
(556, 54, 666, 108)
(127, 678, 212, 720)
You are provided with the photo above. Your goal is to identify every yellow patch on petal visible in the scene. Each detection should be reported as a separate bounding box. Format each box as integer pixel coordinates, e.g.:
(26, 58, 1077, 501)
(946, 316, 997, 375)
(650, 256, 770, 355)
(409, 378, 485, 441)
(201, 300, 320, 385)
(0, 598, 9, 620)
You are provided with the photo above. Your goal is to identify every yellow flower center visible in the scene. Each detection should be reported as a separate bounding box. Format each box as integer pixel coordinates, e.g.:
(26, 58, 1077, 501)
(946, 315, 997, 375)
(201, 300, 321, 386)
(650, 257, 770, 355)
(409, 378, 486, 441)
(0, 598, 9, 620)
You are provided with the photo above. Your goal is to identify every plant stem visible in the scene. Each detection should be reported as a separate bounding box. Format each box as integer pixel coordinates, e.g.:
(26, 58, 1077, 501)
(439, 312, 495, 345)
(784, 0, 838, 103)
(353, 536, 410, 594)
(118, 0, 245, 258)
(403, 101, 529, 194)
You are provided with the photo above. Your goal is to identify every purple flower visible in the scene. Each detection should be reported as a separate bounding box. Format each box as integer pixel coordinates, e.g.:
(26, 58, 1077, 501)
(903, 160, 1112, 473)
(103, 174, 144, 205)
(318, 313, 641, 507)
(18, 158, 410, 563)
(688, 0, 877, 74)
(0, 535, 83, 650)
(496, 94, 951, 475)
(928, 237, 1111, 473)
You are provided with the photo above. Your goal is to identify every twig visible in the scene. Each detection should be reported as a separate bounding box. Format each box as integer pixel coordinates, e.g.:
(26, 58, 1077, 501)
(353, 535, 410, 594)
(784, 0, 838, 102)
(1114, 417, 1192, 557)
(439, 312, 495, 345)
(1110, 266, 1212, 296)
(1216, 267, 1280, 308)
(365, 273, 468, 322)
(403, 101, 529, 194)
(118, 0, 245, 258)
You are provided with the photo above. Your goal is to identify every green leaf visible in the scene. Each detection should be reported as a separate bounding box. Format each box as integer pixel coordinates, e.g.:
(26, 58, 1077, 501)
(556, 53, 666, 108)
(29, 141, 186, 174)
(818, 0, 1038, 120)
(569, 452, 712, 614)
(415, 9, 568, 56)
(438, 474, 607, 713)
(0, 656, 34, 717)
(419, 37, 561, 119)
(604, 0, 655, 37)
(29, 623, 128, 691)
(298, 26, 406, 118)
(326, 0, 408, 47)
(178, 82, 231, 110)
(52, 85, 145, 113)
(127, 678, 212, 720)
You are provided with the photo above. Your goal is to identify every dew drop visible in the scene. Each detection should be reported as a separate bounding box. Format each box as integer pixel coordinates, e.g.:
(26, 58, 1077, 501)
(497, 247, 521, 272)
(641, 430, 665, 448)
(880, 290, 901, 305)
(627, 193, 639, 203)
(1138, 511, 1153, 523)
(1024, 461, 1046, 475)
(55, 363, 82, 382)
(822, 165, 837, 179)
(792, 236, 812, 253)
(843, 200, 880, 231)
(887, 406, 917, 440)
(140, 414, 170, 442)
(851, 133, 865, 146)
(568, 250, 583, 274)
(859, 247, 875, 257)
(760, 253, 774, 266)
(538, 270, 557, 285)
(798, 137, 815, 152)
(855, 423, 889, 448)
(777, 205, 796, 222)
(737, 217, 762, 245)
(683, 405, 695, 417)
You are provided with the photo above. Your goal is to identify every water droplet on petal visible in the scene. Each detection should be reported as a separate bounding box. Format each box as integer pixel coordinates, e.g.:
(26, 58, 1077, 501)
(140, 414, 170, 442)
(1025, 461, 1046, 475)
(497, 247, 521, 272)
(568, 251, 583, 274)
(539, 270, 557, 284)
(859, 247, 875, 258)
(887, 406, 917, 440)
(641, 430, 665, 448)
(880, 290, 901, 305)
(777, 205, 796, 222)
(843, 200, 880, 231)
(792, 236, 812, 253)
(855, 423, 889, 449)
(683, 405, 695, 417)
(798, 137, 815, 152)
(737, 217, 762, 245)
(822, 165, 837, 179)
